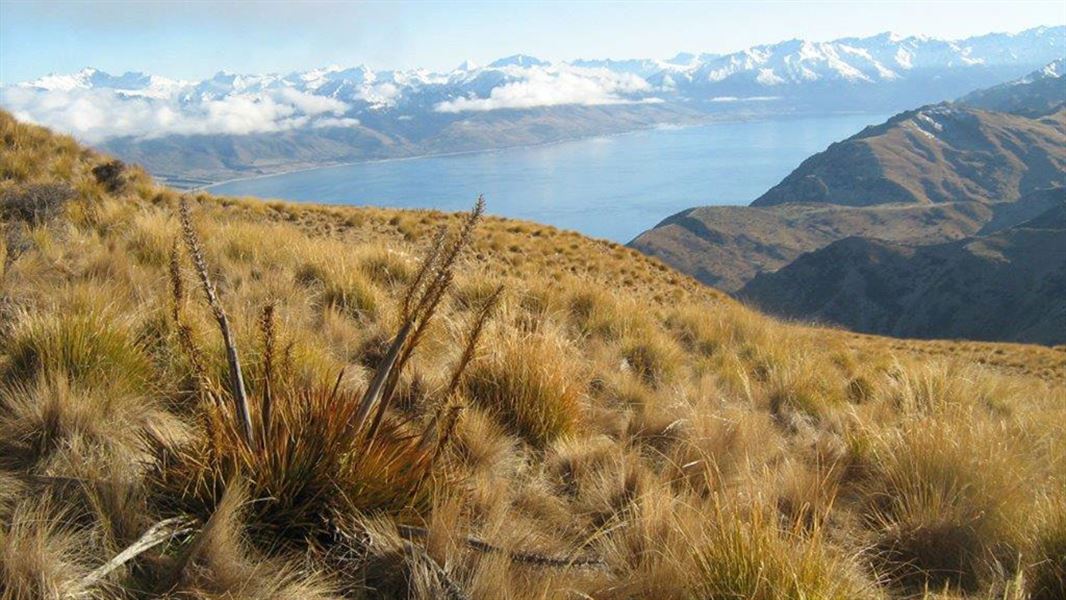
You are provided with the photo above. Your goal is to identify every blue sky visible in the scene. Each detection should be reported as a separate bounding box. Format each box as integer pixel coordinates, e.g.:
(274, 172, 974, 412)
(2, 0, 1065, 82)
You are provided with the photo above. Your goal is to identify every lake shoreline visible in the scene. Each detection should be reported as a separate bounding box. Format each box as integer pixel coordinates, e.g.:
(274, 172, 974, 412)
(192, 109, 884, 193)
(192, 120, 710, 192)
(204, 111, 893, 242)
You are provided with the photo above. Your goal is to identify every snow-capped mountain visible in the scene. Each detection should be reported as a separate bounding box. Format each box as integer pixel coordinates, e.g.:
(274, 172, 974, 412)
(18, 67, 186, 99)
(3, 26, 1062, 144)
(1020, 57, 1066, 82)
(1, 26, 1062, 186)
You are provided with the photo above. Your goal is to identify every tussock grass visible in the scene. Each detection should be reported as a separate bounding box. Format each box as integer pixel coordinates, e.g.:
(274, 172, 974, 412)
(156, 484, 342, 599)
(1, 111, 1063, 598)
(0, 500, 93, 600)
(296, 259, 382, 319)
(466, 326, 583, 448)
(863, 416, 1030, 592)
(682, 501, 873, 600)
(1027, 495, 1066, 600)
(565, 286, 630, 340)
(620, 327, 682, 386)
(3, 308, 153, 392)
(0, 374, 186, 474)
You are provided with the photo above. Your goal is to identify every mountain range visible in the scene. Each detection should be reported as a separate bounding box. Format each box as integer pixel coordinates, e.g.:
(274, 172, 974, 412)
(631, 59, 1066, 344)
(2, 26, 1063, 185)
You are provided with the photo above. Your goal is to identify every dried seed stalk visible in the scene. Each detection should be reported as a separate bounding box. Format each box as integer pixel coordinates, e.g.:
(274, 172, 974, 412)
(179, 197, 255, 446)
(259, 302, 276, 448)
(357, 197, 485, 442)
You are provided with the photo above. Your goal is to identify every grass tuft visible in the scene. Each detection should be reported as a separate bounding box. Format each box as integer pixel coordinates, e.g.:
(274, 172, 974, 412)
(3, 308, 152, 392)
(466, 327, 583, 448)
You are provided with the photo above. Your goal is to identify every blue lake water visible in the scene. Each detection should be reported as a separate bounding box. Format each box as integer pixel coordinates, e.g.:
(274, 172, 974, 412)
(210, 113, 890, 242)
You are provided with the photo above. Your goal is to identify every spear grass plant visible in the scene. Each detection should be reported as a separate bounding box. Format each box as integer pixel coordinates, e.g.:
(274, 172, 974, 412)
(157, 196, 498, 551)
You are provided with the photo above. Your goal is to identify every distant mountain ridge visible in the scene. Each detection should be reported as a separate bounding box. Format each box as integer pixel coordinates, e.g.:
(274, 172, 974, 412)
(2, 26, 1063, 184)
(631, 104, 1066, 291)
(959, 58, 1066, 117)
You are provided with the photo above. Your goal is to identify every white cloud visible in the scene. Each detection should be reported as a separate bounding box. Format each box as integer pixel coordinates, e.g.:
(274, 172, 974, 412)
(276, 87, 349, 115)
(708, 95, 781, 103)
(434, 66, 658, 113)
(0, 85, 354, 142)
(0, 63, 664, 140)
(312, 116, 361, 128)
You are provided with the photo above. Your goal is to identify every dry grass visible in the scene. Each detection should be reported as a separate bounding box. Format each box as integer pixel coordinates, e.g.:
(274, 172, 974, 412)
(2, 109, 1065, 599)
(465, 324, 583, 448)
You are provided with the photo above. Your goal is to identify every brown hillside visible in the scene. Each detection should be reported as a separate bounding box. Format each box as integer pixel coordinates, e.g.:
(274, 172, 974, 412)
(752, 105, 1066, 207)
(629, 201, 993, 292)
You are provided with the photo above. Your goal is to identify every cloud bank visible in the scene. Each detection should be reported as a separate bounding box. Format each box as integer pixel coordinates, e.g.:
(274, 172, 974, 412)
(0, 86, 354, 143)
(434, 67, 657, 113)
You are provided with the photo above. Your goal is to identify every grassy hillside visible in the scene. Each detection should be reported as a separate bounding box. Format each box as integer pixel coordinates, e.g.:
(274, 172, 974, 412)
(1, 110, 1064, 599)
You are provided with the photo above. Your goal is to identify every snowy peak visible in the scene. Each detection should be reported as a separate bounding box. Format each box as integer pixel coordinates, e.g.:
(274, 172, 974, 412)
(19, 67, 183, 99)
(1026, 58, 1066, 82)
(4, 26, 1063, 142)
(23, 67, 155, 91)
(488, 54, 549, 68)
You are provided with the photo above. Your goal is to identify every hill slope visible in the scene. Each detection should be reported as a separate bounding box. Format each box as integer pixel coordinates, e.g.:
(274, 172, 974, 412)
(1, 111, 1064, 600)
(629, 200, 992, 292)
(631, 67, 1066, 313)
(738, 202, 1066, 344)
(751, 105, 1066, 207)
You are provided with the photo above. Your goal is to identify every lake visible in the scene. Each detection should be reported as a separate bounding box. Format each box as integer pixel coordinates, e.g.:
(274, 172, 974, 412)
(210, 113, 891, 242)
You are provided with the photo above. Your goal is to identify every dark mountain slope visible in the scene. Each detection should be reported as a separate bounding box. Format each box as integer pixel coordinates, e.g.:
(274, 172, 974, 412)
(628, 201, 991, 292)
(978, 187, 1066, 234)
(737, 201, 1066, 344)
